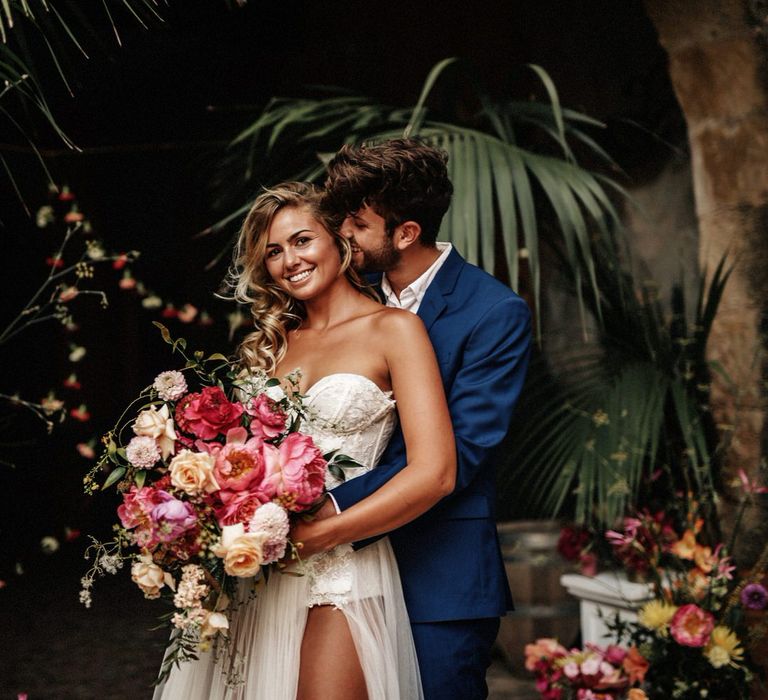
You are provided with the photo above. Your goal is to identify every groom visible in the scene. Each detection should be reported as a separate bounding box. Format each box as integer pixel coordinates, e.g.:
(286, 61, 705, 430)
(296, 138, 531, 699)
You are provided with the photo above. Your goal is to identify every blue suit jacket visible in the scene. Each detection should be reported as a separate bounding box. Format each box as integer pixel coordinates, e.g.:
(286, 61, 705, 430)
(332, 248, 532, 623)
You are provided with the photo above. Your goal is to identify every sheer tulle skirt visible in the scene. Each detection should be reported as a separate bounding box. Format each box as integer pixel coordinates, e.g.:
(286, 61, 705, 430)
(153, 538, 422, 700)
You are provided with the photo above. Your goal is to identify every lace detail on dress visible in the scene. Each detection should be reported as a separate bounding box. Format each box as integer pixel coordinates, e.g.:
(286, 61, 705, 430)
(302, 373, 397, 490)
(306, 543, 354, 608)
(301, 374, 397, 606)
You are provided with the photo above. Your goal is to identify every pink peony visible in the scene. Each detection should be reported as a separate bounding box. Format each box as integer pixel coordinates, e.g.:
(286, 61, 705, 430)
(150, 492, 197, 543)
(118, 486, 159, 530)
(215, 489, 268, 526)
(261, 433, 326, 512)
(670, 603, 714, 647)
(210, 428, 265, 492)
(247, 394, 287, 439)
(179, 386, 243, 440)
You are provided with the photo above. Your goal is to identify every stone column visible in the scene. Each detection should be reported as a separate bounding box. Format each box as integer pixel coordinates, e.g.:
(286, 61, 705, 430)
(644, 0, 768, 533)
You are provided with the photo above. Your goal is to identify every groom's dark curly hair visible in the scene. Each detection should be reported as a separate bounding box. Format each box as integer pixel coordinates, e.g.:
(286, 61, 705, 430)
(323, 138, 453, 246)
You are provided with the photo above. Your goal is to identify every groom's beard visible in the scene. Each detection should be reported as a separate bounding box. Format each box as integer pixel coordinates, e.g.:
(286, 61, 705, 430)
(350, 236, 401, 274)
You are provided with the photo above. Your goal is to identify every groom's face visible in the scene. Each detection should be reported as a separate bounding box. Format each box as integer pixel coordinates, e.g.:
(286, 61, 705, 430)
(340, 205, 401, 274)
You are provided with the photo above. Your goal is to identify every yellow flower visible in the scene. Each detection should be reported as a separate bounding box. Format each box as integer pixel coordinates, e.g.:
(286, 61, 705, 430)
(705, 626, 744, 669)
(638, 599, 678, 633)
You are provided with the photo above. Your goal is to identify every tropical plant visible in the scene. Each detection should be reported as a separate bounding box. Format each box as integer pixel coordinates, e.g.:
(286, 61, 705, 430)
(207, 57, 626, 332)
(499, 236, 730, 530)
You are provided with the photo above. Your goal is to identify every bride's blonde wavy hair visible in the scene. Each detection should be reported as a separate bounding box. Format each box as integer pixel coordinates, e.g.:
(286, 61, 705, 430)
(226, 182, 375, 374)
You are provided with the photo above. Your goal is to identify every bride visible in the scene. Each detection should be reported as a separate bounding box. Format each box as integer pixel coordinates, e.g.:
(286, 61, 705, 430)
(153, 182, 456, 699)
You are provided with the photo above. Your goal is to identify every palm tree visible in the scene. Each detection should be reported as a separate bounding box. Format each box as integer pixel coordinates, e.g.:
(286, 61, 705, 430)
(207, 57, 626, 334)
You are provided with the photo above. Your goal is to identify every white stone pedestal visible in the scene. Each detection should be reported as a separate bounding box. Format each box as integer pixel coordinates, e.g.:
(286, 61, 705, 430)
(560, 572, 653, 645)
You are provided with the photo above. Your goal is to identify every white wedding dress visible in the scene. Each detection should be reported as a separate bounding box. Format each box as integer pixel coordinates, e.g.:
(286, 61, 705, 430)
(153, 373, 423, 700)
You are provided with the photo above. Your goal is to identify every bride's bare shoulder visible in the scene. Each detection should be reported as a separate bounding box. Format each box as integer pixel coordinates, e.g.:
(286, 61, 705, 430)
(370, 307, 427, 338)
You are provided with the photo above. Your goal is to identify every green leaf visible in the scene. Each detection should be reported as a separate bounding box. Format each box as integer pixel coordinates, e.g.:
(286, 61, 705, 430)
(134, 470, 147, 488)
(207, 353, 229, 362)
(102, 466, 126, 490)
(153, 321, 172, 345)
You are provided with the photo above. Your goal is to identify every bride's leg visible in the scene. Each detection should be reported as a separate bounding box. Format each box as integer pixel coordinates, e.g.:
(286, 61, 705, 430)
(297, 605, 368, 700)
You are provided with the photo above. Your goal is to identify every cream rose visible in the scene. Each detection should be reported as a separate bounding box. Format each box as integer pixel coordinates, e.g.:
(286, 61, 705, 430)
(169, 450, 220, 495)
(133, 404, 177, 459)
(200, 611, 229, 639)
(131, 555, 175, 599)
(211, 523, 268, 578)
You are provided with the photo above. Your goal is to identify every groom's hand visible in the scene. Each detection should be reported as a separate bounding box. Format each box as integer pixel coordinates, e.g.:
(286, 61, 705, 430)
(290, 497, 339, 557)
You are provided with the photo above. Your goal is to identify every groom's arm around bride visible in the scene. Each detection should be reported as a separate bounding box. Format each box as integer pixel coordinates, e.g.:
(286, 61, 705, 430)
(294, 138, 532, 700)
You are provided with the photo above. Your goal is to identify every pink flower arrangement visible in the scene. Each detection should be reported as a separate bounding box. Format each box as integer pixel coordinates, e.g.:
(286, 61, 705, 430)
(81, 344, 345, 679)
(525, 639, 639, 700)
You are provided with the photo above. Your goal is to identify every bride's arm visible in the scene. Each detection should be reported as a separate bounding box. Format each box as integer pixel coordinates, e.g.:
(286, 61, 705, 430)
(291, 310, 456, 555)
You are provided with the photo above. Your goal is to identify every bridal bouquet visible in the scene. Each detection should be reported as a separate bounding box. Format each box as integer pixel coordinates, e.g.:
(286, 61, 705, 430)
(81, 324, 339, 680)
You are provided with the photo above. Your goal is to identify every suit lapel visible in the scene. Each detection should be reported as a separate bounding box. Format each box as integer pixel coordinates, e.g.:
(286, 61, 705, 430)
(416, 248, 464, 331)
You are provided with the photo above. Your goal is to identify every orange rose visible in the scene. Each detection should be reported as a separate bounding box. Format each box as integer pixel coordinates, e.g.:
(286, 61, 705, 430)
(628, 689, 649, 700)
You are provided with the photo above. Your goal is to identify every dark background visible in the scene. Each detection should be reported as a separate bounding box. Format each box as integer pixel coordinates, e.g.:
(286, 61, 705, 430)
(0, 1, 685, 696)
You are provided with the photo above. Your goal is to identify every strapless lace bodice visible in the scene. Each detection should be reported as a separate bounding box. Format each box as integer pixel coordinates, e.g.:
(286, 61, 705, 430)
(302, 373, 397, 490)
(299, 373, 397, 608)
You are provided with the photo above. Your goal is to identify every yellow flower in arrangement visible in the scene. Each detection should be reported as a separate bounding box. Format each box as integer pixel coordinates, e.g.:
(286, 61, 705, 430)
(638, 599, 678, 633)
(705, 626, 744, 669)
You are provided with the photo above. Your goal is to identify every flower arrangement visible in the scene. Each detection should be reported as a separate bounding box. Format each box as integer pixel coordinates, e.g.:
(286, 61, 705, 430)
(80, 324, 351, 682)
(530, 499, 767, 699)
(603, 504, 765, 699)
(524, 637, 647, 700)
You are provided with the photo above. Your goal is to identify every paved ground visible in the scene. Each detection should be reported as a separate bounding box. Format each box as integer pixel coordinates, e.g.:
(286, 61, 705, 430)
(0, 548, 537, 699)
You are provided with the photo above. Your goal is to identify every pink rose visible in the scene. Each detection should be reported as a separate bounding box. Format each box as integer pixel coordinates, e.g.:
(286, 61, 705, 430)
(215, 489, 268, 526)
(150, 492, 197, 542)
(261, 433, 326, 512)
(180, 386, 244, 440)
(670, 603, 714, 647)
(247, 394, 287, 439)
(210, 428, 265, 492)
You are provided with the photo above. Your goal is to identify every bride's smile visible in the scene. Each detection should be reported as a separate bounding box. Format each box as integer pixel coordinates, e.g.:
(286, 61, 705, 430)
(265, 206, 344, 301)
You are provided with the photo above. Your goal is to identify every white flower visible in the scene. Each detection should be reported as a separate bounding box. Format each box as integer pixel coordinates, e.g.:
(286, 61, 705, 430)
(169, 450, 219, 495)
(133, 404, 177, 459)
(36, 205, 54, 228)
(126, 435, 161, 468)
(201, 611, 229, 639)
(68, 345, 87, 362)
(248, 502, 290, 564)
(153, 370, 188, 402)
(40, 536, 60, 554)
(142, 294, 163, 309)
(85, 241, 105, 260)
(265, 385, 286, 402)
(131, 555, 174, 599)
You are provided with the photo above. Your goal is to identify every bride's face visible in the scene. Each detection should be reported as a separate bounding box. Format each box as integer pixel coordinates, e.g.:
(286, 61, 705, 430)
(264, 206, 343, 301)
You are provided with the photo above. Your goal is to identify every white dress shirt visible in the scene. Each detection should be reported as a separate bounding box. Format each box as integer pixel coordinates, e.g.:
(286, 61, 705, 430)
(380, 242, 453, 313)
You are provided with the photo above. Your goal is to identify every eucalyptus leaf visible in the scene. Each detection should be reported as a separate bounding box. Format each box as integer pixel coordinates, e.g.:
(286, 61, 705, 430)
(102, 466, 126, 490)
